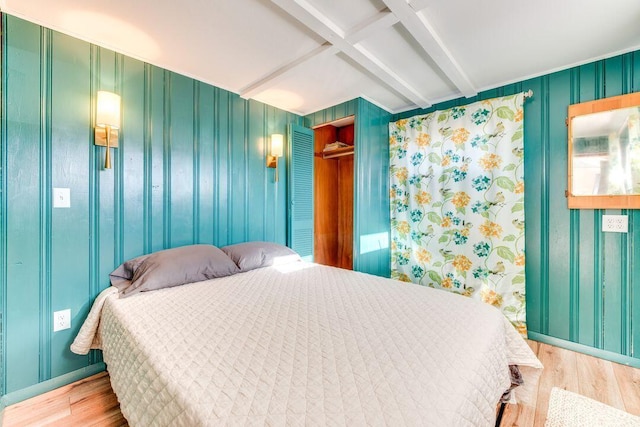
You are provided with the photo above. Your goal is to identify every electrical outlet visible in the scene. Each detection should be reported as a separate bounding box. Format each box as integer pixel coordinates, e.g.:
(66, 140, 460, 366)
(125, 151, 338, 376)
(53, 309, 71, 332)
(602, 214, 628, 233)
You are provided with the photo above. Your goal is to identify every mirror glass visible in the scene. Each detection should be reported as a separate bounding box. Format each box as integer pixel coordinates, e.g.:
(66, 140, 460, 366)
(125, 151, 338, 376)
(571, 106, 640, 196)
(568, 92, 640, 209)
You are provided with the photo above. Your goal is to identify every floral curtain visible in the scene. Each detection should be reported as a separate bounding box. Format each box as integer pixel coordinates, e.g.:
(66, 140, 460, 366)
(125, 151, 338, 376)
(389, 94, 526, 334)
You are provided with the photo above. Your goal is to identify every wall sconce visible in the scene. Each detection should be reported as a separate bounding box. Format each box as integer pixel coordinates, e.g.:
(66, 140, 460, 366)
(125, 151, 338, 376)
(95, 91, 121, 169)
(267, 133, 284, 182)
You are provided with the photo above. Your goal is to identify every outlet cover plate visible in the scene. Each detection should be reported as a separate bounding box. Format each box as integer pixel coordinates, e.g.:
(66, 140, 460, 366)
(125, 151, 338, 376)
(602, 214, 628, 233)
(53, 309, 71, 332)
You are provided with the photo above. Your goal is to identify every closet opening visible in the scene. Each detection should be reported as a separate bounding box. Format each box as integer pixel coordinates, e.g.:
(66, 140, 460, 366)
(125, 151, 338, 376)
(312, 116, 354, 270)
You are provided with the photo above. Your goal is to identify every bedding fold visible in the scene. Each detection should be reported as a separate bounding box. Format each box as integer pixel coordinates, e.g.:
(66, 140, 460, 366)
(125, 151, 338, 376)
(70, 286, 118, 354)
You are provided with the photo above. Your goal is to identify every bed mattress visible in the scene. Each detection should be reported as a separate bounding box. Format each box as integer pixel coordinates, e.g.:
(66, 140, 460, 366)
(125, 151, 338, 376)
(72, 262, 542, 426)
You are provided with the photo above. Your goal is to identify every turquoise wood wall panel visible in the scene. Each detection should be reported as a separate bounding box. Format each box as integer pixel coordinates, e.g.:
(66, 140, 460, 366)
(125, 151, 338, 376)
(354, 100, 392, 277)
(121, 56, 146, 262)
(169, 73, 195, 248)
(547, 71, 571, 342)
(5, 16, 43, 393)
(195, 83, 215, 245)
(304, 98, 391, 277)
(49, 30, 93, 380)
(0, 15, 301, 396)
(394, 52, 640, 365)
(148, 65, 166, 254)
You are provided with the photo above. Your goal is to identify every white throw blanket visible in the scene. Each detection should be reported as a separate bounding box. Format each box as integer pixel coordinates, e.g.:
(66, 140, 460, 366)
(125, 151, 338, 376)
(72, 263, 542, 426)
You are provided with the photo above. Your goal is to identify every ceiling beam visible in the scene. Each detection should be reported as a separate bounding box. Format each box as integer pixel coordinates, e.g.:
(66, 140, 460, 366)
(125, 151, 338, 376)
(240, 43, 338, 99)
(381, 0, 477, 98)
(270, 0, 431, 108)
(409, 0, 431, 12)
(345, 9, 399, 44)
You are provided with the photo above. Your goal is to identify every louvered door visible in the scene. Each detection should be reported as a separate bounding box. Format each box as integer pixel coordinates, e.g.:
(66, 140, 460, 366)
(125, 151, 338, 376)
(287, 124, 314, 261)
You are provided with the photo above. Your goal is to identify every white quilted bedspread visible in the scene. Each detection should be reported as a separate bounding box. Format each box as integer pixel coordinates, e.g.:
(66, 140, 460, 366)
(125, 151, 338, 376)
(72, 263, 542, 426)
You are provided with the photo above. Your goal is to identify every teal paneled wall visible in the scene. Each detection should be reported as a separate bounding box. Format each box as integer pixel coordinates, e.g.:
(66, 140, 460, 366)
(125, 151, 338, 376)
(304, 98, 392, 278)
(394, 51, 640, 364)
(0, 15, 301, 396)
(354, 100, 392, 277)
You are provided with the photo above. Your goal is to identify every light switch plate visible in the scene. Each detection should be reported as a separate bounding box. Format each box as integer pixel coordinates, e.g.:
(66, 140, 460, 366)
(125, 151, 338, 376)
(602, 214, 628, 233)
(53, 188, 70, 208)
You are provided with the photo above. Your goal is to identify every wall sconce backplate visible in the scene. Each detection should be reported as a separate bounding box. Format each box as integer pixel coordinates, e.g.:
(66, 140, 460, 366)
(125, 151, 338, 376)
(266, 155, 277, 168)
(94, 128, 119, 148)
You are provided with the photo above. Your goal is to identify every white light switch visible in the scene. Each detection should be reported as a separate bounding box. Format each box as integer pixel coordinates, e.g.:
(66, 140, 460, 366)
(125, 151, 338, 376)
(602, 214, 628, 233)
(53, 188, 70, 208)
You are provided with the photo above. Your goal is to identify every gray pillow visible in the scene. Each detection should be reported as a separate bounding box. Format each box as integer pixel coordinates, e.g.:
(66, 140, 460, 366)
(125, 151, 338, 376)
(221, 241, 301, 272)
(110, 244, 239, 297)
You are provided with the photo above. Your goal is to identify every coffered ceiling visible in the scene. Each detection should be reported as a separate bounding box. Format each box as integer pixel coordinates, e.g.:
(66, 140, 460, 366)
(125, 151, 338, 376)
(2, 0, 639, 115)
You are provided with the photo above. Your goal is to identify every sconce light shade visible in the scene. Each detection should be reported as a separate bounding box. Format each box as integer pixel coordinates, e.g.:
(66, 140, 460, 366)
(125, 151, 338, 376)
(95, 91, 121, 169)
(267, 133, 284, 182)
(96, 91, 121, 129)
(270, 134, 284, 157)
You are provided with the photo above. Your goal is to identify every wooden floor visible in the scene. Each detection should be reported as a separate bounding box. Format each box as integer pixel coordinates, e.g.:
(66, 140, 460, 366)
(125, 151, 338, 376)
(2, 371, 127, 427)
(3, 341, 640, 426)
(501, 340, 640, 426)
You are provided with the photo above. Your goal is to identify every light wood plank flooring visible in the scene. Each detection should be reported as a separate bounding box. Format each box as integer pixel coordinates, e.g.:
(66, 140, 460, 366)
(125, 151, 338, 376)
(500, 340, 640, 426)
(3, 341, 639, 426)
(3, 371, 127, 427)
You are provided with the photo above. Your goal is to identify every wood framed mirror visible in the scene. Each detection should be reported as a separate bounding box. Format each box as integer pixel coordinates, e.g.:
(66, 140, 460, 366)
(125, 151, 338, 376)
(567, 92, 640, 209)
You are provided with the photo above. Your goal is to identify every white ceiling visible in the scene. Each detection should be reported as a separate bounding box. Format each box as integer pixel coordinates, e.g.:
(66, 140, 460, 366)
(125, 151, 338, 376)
(2, 0, 640, 115)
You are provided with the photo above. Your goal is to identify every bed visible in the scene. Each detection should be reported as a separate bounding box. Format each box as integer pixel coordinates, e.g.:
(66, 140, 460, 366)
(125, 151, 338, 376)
(72, 244, 542, 427)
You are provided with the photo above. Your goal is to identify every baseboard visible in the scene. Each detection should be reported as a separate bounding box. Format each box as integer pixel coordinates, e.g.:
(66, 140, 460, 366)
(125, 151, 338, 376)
(528, 332, 640, 368)
(0, 362, 106, 411)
